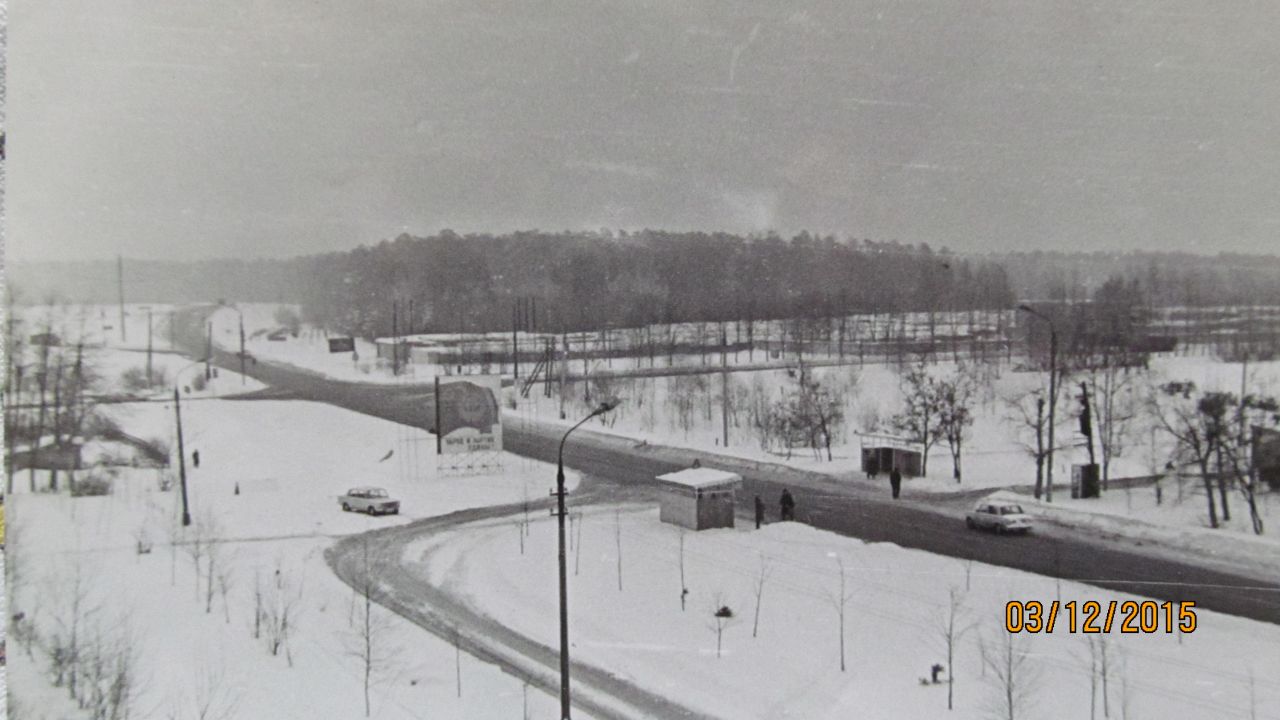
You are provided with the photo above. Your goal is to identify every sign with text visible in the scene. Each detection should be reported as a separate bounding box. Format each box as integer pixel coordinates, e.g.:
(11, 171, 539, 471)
(435, 375, 502, 454)
(328, 337, 355, 353)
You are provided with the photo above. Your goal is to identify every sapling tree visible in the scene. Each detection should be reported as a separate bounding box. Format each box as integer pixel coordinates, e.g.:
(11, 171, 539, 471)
(980, 629, 1040, 720)
(827, 555, 853, 672)
(345, 539, 401, 717)
(615, 508, 624, 591)
(752, 553, 771, 638)
(708, 595, 738, 659)
(263, 562, 304, 665)
(170, 662, 242, 720)
(933, 586, 973, 710)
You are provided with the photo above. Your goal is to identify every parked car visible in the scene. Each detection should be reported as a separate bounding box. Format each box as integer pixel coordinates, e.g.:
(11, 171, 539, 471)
(966, 500, 1032, 534)
(340, 487, 400, 516)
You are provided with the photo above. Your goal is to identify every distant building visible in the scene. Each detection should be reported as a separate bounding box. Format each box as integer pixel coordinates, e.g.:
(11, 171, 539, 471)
(656, 467, 741, 531)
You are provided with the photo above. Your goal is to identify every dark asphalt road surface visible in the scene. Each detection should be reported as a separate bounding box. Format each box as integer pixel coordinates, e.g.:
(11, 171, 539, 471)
(180, 309, 1280, 625)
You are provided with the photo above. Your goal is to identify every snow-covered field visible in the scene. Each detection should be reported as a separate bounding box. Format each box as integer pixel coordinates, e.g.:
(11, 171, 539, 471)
(201, 303, 1280, 548)
(5, 398, 587, 720)
(409, 507, 1280, 720)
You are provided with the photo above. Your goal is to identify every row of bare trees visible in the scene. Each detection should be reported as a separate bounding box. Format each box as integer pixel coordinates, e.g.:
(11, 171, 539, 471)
(4, 296, 105, 495)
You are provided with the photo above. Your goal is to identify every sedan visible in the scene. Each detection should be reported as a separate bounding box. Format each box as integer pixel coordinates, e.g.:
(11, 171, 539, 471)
(966, 501, 1032, 534)
(340, 487, 400, 516)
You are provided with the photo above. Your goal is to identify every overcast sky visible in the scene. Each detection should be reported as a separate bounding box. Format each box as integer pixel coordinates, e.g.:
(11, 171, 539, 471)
(7, 0, 1280, 262)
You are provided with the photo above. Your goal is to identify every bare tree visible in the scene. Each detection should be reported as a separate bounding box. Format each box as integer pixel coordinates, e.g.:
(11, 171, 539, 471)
(1007, 385, 1055, 497)
(826, 556, 853, 672)
(1089, 364, 1140, 489)
(893, 359, 945, 476)
(1150, 382, 1280, 529)
(980, 629, 1040, 720)
(169, 662, 242, 720)
(345, 539, 401, 717)
(678, 529, 688, 611)
(933, 587, 973, 710)
(615, 508, 624, 591)
(262, 562, 304, 665)
(936, 369, 978, 483)
(214, 549, 236, 624)
(1075, 635, 1109, 720)
(751, 553, 771, 638)
(707, 595, 738, 659)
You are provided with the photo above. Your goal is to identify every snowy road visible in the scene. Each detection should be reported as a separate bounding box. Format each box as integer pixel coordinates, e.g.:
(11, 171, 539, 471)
(326, 494, 713, 720)
(177, 308, 1280, 625)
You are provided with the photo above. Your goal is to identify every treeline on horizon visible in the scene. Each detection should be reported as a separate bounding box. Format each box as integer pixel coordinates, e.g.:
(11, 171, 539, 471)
(13, 230, 1280, 340)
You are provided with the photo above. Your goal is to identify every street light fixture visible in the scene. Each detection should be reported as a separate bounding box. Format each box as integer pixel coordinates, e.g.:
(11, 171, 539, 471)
(1018, 304, 1057, 502)
(173, 358, 208, 527)
(555, 398, 619, 720)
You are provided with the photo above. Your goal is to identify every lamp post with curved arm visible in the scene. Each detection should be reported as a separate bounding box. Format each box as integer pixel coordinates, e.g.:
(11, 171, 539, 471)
(173, 358, 208, 526)
(555, 399, 619, 719)
(1018, 304, 1057, 502)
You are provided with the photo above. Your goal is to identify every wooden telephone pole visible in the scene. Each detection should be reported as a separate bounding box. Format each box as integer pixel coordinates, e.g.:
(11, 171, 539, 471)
(117, 255, 127, 343)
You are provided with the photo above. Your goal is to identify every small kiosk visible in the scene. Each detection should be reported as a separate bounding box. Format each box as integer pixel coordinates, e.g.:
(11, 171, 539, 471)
(860, 443, 921, 476)
(656, 468, 742, 531)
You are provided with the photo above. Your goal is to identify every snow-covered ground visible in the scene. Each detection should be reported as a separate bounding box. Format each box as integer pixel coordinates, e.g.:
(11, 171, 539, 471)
(5, 398, 587, 720)
(201, 302, 1280, 548)
(409, 506, 1280, 720)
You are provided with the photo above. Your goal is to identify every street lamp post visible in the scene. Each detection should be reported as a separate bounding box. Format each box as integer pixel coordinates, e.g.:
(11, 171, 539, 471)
(555, 399, 619, 720)
(1019, 304, 1057, 502)
(172, 358, 207, 527)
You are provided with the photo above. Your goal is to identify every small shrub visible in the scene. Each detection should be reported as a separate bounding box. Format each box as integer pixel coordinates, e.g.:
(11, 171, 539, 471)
(191, 373, 208, 392)
(120, 365, 170, 392)
(71, 475, 113, 497)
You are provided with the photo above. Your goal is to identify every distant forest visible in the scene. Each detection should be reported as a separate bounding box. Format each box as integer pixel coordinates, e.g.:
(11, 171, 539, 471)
(13, 231, 1280, 340)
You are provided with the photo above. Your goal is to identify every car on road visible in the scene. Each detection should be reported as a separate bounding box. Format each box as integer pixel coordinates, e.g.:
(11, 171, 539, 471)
(966, 500, 1032, 534)
(340, 487, 400, 516)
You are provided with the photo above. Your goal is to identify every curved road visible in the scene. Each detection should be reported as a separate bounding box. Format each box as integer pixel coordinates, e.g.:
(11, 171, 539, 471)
(179, 310, 1280, 630)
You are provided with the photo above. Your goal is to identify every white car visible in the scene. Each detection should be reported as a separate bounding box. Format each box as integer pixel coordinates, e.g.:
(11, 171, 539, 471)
(965, 501, 1032, 534)
(339, 487, 400, 516)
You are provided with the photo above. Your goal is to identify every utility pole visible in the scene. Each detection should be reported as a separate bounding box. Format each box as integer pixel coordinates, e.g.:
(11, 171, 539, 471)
(559, 334, 568, 420)
(175, 387, 192, 526)
(117, 255, 127, 343)
(146, 308, 154, 386)
(238, 311, 246, 383)
(392, 300, 399, 376)
(721, 326, 729, 447)
(434, 376, 443, 455)
(513, 298, 521, 379)
(1046, 325, 1058, 502)
(205, 323, 213, 380)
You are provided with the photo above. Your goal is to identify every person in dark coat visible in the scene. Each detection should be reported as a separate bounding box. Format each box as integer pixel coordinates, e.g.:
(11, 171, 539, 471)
(890, 466, 902, 499)
(866, 455, 880, 480)
(754, 495, 765, 529)
(780, 489, 796, 521)
(192, 449, 201, 469)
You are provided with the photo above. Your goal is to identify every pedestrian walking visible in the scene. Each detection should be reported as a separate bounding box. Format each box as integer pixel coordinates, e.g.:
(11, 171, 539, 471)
(780, 489, 796, 522)
(890, 466, 902, 499)
(192, 449, 201, 469)
(754, 495, 765, 529)
(866, 455, 880, 480)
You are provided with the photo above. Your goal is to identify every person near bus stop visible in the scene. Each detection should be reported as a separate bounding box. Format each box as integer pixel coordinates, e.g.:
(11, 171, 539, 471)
(890, 466, 902, 499)
(866, 454, 880, 480)
(780, 489, 796, 521)
(754, 495, 765, 529)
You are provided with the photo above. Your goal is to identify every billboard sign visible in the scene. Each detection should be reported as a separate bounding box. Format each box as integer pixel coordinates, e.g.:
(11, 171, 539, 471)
(328, 337, 355, 353)
(436, 375, 502, 454)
